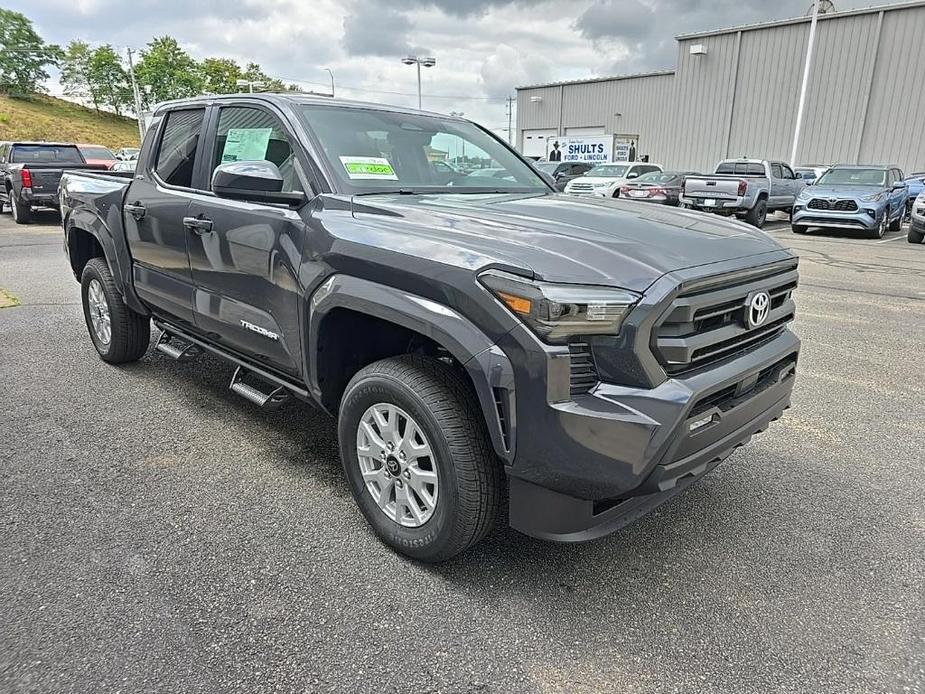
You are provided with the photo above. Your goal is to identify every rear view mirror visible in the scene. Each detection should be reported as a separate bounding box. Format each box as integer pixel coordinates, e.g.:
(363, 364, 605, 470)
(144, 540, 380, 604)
(212, 160, 305, 206)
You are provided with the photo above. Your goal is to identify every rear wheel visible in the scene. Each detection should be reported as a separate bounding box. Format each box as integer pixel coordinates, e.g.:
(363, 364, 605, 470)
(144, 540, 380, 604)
(909, 227, 924, 244)
(338, 355, 501, 562)
(10, 196, 32, 224)
(745, 198, 768, 228)
(80, 258, 150, 363)
(888, 206, 902, 231)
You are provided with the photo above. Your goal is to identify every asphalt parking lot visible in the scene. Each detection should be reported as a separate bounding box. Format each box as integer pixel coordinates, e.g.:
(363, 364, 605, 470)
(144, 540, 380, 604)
(1, 210, 923, 694)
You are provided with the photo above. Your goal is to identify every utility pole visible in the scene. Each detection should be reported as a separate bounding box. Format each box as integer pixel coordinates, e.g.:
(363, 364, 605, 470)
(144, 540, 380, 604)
(126, 48, 145, 143)
(790, 0, 819, 166)
(505, 96, 515, 145)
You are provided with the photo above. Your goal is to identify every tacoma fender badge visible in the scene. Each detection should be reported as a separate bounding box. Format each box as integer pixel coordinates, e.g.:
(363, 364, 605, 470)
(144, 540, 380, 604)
(240, 320, 279, 341)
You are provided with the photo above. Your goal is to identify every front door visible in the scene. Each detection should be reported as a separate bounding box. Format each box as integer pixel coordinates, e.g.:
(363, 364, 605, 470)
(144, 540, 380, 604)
(124, 108, 206, 327)
(185, 103, 308, 378)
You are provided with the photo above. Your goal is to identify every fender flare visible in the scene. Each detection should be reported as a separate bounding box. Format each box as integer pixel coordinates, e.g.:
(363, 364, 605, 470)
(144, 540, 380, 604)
(307, 275, 516, 462)
(64, 206, 147, 314)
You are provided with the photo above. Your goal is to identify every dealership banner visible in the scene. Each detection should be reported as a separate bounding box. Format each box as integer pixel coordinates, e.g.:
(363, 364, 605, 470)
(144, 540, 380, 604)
(558, 136, 614, 163)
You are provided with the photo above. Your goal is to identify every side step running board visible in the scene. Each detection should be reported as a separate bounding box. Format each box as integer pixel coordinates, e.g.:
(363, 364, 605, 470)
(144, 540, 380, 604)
(155, 330, 201, 361)
(230, 366, 291, 409)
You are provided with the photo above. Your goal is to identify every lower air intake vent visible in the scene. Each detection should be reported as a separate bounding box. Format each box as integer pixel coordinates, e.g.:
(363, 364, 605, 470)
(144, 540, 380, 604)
(569, 342, 599, 396)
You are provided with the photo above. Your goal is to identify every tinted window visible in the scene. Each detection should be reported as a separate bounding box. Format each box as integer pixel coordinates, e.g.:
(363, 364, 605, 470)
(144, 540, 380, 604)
(80, 146, 116, 160)
(155, 109, 205, 188)
(211, 106, 300, 192)
(10, 144, 84, 164)
(716, 162, 765, 176)
(781, 165, 795, 179)
(770, 163, 783, 178)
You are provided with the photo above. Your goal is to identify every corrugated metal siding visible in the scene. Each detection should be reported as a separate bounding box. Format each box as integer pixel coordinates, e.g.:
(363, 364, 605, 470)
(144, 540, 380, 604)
(859, 6, 925, 170)
(725, 24, 807, 163)
(668, 33, 739, 170)
(516, 4, 925, 173)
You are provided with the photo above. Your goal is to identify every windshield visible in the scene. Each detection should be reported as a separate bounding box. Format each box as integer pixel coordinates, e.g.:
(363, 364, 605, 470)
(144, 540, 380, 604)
(816, 168, 886, 186)
(80, 146, 116, 160)
(300, 106, 547, 194)
(588, 164, 628, 177)
(11, 144, 84, 164)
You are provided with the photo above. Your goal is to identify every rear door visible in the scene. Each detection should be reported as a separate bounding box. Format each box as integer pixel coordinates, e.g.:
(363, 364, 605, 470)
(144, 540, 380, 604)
(185, 102, 310, 377)
(124, 107, 206, 327)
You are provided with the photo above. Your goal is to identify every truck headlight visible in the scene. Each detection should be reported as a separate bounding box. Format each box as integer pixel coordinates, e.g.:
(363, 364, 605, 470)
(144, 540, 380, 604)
(480, 270, 639, 344)
(861, 192, 886, 202)
(797, 189, 811, 201)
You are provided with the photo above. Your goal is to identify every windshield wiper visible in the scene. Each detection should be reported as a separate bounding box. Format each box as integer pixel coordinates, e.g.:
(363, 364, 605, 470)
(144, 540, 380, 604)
(354, 189, 421, 196)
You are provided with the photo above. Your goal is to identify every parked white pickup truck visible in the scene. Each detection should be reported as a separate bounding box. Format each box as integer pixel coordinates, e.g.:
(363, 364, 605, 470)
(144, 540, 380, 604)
(681, 159, 805, 228)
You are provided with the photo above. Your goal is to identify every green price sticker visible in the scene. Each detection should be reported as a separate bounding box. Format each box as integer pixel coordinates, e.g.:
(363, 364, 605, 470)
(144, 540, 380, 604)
(339, 156, 398, 180)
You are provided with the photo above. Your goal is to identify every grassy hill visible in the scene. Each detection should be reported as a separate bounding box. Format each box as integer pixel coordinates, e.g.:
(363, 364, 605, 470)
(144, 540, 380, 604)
(0, 94, 139, 150)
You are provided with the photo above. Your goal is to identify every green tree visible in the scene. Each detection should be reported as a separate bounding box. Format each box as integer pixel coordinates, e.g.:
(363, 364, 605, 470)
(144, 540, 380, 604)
(241, 62, 285, 92)
(201, 57, 241, 94)
(60, 40, 94, 106)
(0, 9, 62, 95)
(135, 36, 203, 106)
(88, 45, 130, 115)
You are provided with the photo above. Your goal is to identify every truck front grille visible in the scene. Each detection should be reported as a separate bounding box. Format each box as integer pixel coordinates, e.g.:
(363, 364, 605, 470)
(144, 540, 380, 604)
(808, 198, 858, 211)
(569, 342, 599, 395)
(653, 261, 798, 375)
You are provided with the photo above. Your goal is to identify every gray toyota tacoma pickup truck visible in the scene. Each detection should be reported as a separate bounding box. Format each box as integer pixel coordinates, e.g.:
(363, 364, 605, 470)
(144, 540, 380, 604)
(59, 94, 800, 561)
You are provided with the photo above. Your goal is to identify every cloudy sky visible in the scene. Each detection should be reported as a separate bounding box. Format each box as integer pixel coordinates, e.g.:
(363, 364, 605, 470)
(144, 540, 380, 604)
(7, 0, 910, 133)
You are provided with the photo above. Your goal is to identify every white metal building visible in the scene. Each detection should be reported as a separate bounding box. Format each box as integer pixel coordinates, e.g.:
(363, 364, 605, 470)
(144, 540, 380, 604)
(516, 1, 925, 174)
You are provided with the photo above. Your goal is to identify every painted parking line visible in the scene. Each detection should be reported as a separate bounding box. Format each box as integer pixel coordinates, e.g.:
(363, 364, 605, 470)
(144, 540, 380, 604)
(876, 234, 908, 244)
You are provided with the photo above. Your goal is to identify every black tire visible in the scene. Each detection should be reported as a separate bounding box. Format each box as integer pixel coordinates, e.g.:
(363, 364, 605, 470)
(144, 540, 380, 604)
(867, 213, 887, 239)
(909, 227, 925, 244)
(338, 355, 501, 562)
(888, 206, 902, 231)
(80, 257, 150, 363)
(745, 198, 768, 228)
(791, 224, 808, 234)
(11, 195, 32, 224)
(612, 188, 620, 198)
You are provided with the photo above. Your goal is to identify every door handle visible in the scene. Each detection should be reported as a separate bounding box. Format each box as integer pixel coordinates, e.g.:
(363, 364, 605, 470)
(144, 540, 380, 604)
(124, 201, 146, 219)
(182, 216, 213, 234)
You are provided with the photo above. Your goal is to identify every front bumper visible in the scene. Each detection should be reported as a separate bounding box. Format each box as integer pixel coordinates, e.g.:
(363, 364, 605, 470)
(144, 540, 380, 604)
(792, 203, 881, 230)
(506, 328, 800, 542)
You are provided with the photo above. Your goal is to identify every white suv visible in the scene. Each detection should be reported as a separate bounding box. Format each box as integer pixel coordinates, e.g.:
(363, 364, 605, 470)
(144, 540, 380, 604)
(565, 162, 663, 197)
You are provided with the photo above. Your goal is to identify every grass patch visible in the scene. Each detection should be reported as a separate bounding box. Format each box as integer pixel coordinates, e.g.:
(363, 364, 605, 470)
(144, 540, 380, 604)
(0, 287, 20, 308)
(0, 94, 139, 150)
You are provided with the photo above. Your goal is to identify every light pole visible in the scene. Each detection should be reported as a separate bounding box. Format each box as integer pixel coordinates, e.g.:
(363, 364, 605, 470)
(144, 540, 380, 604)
(401, 56, 436, 110)
(450, 112, 465, 164)
(323, 68, 335, 97)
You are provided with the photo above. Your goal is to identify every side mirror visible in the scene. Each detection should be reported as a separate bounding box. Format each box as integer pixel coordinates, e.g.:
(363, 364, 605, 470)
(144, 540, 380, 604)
(212, 160, 305, 206)
(627, 172, 638, 179)
(892, 181, 907, 190)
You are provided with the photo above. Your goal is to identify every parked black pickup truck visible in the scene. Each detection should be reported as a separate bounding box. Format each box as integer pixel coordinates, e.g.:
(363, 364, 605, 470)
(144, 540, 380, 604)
(59, 94, 800, 561)
(0, 141, 108, 223)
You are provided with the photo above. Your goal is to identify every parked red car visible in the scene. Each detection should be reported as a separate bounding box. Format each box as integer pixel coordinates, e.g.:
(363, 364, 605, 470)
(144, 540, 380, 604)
(77, 144, 118, 170)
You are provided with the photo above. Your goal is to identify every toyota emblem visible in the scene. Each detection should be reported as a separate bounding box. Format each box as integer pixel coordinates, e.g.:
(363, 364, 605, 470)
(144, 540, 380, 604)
(747, 291, 771, 329)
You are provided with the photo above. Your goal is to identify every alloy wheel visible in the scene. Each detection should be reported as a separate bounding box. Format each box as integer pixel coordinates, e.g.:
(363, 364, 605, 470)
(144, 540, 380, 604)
(87, 279, 112, 345)
(356, 403, 439, 528)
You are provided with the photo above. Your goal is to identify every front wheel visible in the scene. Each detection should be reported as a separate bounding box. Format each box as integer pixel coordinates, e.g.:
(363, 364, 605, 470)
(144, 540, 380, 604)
(745, 199, 768, 228)
(867, 213, 888, 239)
(338, 355, 501, 562)
(80, 258, 150, 363)
(909, 227, 925, 244)
(791, 224, 808, 234)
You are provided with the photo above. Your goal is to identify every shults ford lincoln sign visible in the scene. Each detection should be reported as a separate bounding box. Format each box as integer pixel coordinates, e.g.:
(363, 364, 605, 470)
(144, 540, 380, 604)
(559, 136, 614, 163)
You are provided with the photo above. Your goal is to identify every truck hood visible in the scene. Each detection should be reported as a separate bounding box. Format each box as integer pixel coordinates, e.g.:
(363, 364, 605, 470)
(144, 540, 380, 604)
(347, 192, 787, 292)
(805, 184, 886, 199)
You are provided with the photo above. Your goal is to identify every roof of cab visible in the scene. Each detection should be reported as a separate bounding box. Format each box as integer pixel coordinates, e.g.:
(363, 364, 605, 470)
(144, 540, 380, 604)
(151, 92, 462, 121)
